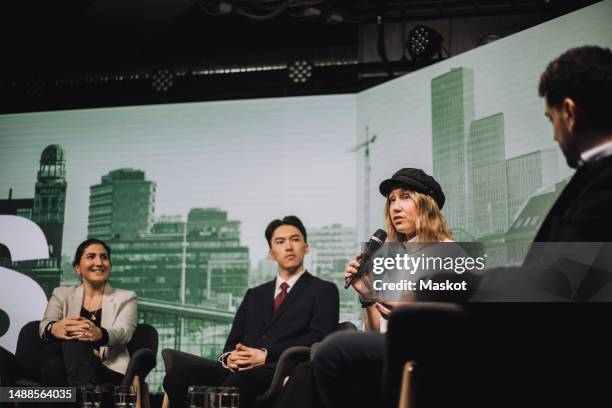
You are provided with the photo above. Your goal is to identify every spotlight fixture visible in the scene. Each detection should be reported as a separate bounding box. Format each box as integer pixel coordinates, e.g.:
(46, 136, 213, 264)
(406, 25, 443, 60)
(25, 77, 45, 99)
(151, 68, 175, 92)
(287, 60, 313, 84)
(478, 34, 501, 47)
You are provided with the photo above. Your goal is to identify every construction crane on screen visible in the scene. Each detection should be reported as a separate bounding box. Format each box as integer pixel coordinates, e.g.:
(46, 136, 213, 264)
(347, 126, 377, 242)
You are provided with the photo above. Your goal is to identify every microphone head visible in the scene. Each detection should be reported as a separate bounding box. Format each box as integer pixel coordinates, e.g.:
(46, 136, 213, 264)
(362, 229, 387, 259)
(371, 229, 387, 244)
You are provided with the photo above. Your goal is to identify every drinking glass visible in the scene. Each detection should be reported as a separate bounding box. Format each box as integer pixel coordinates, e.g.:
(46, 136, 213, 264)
(188, 385, 209, 408)
(93, 385, 105, 408)
(114, 385, 136, 408)
(79, 385, 94, 408)
(204, 386, 240, 408)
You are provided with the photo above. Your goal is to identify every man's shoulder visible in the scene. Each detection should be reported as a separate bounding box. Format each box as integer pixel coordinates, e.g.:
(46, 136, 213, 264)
(249, 272, 336, 292)
(249, 280, 276, 296)
(306, 274, 339, 293)
(294, 271, 337, 292)
(590, 156, 612, 179)
(575, 157, 612, 201)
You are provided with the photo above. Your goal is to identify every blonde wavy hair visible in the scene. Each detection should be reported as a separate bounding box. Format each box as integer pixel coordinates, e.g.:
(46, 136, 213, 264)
(384, 189, 453, 243)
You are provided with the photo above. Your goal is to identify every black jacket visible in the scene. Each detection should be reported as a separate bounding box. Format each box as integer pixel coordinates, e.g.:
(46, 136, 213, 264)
(532, 155, 612, 243)
(520, 155, 612, 300)
(479, 155, 612, 300)
(223, 271, 339, 366)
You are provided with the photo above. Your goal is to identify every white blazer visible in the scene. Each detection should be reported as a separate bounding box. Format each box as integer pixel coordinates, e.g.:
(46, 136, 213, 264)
(39, 284, 138, 374)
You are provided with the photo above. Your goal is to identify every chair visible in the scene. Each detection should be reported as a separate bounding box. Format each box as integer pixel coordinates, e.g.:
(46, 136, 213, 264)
(385, 303, 466, 408)
(254, 321, 358, 407)
(124, 323, 159, 408)
(0, 320, 158, 408)
(397, 361, 416, 408)
(386, 303, 612, 408)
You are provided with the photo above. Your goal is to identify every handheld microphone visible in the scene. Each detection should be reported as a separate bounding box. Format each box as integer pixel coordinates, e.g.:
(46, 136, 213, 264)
(344, 229, 387, 289)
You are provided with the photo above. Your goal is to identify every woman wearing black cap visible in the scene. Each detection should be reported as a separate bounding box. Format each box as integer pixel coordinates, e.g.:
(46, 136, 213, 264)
(309, 169, 454, 408)
(346, 168, 452, 332)
(379, 168, 450, 243)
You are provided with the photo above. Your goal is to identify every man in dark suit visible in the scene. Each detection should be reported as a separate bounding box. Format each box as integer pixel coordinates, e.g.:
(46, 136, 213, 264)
(523, 45, 612, 300)
(533, 46, 612, 243)
(163, 215, 339, 408)
(478, 45, 612, 300)
(454, 46, 612, 408)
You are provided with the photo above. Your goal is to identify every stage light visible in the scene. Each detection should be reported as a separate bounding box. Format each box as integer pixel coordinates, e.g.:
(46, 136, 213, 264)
(287, 60, 313, 84)
(25, 77, 45, 99)
(406, 25, 443, 60)
(478, 34, 501, 47)
(151, 68, 175, 92)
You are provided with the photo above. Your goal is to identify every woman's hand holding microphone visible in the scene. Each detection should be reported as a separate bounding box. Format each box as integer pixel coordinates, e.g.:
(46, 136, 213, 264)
(344, 253, 367, 295)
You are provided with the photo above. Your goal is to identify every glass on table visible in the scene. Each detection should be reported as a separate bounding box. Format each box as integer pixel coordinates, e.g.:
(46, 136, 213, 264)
(114, 385, 136, 408)
(204, 386, 240, 408)
(188, 385, 209, 408)
(92, 385, 105, 408)
(79, 385, 94, 408)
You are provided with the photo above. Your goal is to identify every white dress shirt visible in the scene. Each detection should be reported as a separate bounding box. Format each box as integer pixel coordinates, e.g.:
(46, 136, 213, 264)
(274, 269, 306, 299)
(580, 139, 612, 164)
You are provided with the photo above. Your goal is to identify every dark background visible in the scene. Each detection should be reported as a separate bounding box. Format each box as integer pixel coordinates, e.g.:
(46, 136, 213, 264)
(0, 0, 600, 113)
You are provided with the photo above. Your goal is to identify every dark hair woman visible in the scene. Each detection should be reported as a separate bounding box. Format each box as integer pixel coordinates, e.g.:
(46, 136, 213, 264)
(38, 238, 137, 387)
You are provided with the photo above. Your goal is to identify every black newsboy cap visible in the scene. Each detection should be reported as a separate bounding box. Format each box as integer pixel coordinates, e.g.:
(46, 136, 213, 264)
(379, 168, 445, 209)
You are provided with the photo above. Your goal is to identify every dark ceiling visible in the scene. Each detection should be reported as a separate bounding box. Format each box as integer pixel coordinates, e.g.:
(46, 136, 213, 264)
(2, 0, 599, 74)
(0, 0, 600, 112)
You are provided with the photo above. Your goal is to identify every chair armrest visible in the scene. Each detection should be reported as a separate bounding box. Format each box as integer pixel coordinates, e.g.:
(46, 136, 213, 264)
(0, 346, 17, 386)
(122, 348, 157, 388)
(127, 324, 159, 357)
(309, 342, 322, 361)
(254, 346, 311, 405)
(0, 345, 33, 386)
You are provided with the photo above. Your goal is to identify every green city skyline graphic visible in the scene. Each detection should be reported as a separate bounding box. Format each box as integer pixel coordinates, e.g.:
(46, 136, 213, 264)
(0, 92, 360, 393)
(431, 67, 563, 243)
(0, 141, 360, 392)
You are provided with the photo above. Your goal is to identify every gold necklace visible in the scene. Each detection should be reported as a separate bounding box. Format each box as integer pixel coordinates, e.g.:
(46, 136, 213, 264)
(84, 296, 103, 321)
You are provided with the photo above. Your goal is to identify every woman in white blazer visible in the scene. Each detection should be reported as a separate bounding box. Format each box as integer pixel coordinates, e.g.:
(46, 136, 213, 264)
(38, 238, 137, 386)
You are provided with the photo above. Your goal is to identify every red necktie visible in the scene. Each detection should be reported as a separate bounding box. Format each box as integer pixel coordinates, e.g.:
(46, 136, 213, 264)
(273, 282, 289, 313)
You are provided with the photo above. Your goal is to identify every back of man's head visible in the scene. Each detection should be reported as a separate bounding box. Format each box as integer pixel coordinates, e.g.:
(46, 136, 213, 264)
(265, 215, 307, 247)
(539, 45, 612, 136)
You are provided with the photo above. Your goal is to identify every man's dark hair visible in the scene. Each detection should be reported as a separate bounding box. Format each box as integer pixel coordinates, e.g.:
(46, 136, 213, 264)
(539, 45, 612, 135)
(73, 238, 112, 267)
(265, 216, 307, 247)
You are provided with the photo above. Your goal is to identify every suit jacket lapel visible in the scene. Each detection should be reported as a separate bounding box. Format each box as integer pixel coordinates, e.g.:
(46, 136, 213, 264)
(101, 283, 116, 329)
(262, 280, 276, 326)
(264, 271, 312, 332)
(68, 285, 84, 317)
